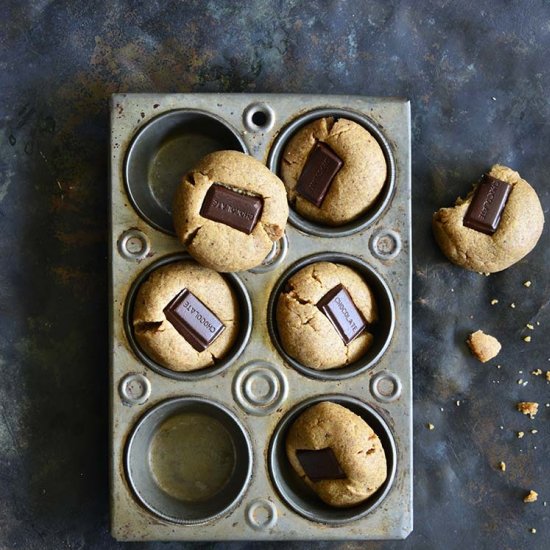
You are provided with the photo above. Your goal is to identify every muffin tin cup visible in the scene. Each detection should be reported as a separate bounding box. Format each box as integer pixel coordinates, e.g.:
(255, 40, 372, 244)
(268, 394, 397, 524)
(268, 252, 395, 380)
(123, 252, 253, 381)
(125, 396, 253, 524)
(125, 109, 248, 234)
(267, 107, 396, 238)
(110, 94, 411, 541)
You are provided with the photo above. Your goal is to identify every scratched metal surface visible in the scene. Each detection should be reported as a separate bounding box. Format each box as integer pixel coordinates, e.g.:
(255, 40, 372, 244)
(0, 1, 549, 549)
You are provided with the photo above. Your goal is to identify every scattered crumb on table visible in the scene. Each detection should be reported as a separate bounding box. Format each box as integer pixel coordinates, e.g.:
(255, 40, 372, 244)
(524, 490, 538, 503)
(517, 402, 539, 418)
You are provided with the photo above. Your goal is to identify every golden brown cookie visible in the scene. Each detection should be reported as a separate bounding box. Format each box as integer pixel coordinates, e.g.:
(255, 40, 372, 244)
(173, 150, 288, 272)
(276, 262, 377, 370)
(132, 260, 239, 371)
(280, 117, 387, 226)
(432, 165, 544, 273)
(286, 401, 387, 508)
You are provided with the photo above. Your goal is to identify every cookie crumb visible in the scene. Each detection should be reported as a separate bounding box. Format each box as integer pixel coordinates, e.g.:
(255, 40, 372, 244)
(517, 379, 524, 385)
(496, 364, 501, 369)
(524, 490, 538, 503)
(510, 302, 516, 309)
(532, 369, 542, 376)
(490, 299, 499, 305)
(523, 336, 532, 343)
(531, 429, 538, 434)
(517, 402, 539, 418)
(427, 423, 435, 431)
(467, 330, 501, 363)
(546, 371, 550, 382)
(498, 461, 506, 472)
(530, 528, 537, 534)
(526, 323, 534, 330)
(523, 280, 532, 287)
(518, 431, 525, 438)
(456, 400, 460, 406)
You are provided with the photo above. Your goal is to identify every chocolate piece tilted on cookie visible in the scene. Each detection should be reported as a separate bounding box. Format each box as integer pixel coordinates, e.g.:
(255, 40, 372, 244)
(317, 284, 367, 344)
(296, 448, 346, 481)
(200, 183, 264, 234)
(296, 142, 343, 207)
(163, 289, 225, 352)
(463, 174, 512, 235)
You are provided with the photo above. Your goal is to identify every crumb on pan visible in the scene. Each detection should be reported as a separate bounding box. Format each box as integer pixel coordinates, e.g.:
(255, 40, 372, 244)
(467, 330, 501, 363)
(498, 461, 506, 472)
(524, 490, 538, 503)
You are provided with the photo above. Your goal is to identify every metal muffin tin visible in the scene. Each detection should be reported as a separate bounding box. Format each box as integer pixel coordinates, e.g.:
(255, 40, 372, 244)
(110, 93, 411, 541)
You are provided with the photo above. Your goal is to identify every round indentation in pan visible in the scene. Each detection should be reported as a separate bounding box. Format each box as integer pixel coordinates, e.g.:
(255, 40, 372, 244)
(125, 396, 252, 524)
(267, 252, 395, 380)
(268, 394, 396, 524)
(267, 108, 396, 238)
(124, 253, 252, 381)
(124, 109, 248, 234)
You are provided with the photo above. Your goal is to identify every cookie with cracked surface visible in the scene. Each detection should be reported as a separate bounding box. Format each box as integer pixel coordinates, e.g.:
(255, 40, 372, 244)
(286, 401, 387, 507)
(276, 262, 377, 370)
(173, 150, 288, 272)
(433, 165, 544, 272)
(280, 117, 387, 226)
(132, 260, 239, 372)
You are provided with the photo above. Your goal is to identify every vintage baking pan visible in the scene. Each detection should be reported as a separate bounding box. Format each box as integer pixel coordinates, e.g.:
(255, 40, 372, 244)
(109, 93, 412, 540)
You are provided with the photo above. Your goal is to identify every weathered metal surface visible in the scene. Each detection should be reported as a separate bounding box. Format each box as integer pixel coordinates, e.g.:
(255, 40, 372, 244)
(1, 1, 549, 549)
(109, 93, 412, 541)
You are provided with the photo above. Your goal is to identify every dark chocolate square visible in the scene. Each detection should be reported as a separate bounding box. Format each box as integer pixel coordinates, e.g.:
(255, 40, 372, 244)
(200, 183, 263, 234)
(296, 448, 346, 481)
(463, 174, 512, 235)
(317, 284, 367, 344)
(163, 289, 225, 352)
(295, 143, 343, 207)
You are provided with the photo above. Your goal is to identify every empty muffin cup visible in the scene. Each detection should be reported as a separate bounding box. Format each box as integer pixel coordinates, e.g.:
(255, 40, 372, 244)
(124, 109, 247, 234)
(125, 396, 252, 524)
(268, 252, 395, 380)
(267, 108, 395, 237)
(268, 394, 396, 524)
(124, 253, 252, 381)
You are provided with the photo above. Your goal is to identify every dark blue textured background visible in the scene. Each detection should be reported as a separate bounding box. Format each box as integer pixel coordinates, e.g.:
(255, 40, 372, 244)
(1, 1, 549, 548)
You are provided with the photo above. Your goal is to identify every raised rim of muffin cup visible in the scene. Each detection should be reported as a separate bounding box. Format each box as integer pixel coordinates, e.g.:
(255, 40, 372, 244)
(125, 396, 253, 525)
(267, 252, 395, 380)
(124, 253, 253, 381)
(124, 109, 248, 235)
(268, 394, 397, 525)
(267, 107, 396, 238)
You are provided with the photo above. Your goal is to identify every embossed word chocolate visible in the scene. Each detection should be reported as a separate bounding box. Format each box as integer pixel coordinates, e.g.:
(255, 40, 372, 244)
(296, 447, 346, 481)
(200, 183, 263, 234)
(463, 174, 512, 235)
(163, 288, 225, 352)
(296, 142, 343, 207)
(317, 284, 367, 344)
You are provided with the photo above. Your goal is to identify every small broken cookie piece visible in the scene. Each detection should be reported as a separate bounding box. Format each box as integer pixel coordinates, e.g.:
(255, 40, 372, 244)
(523, 490, 538, 503)
(467, 330, 501, 363)
(432, 165, 544, 272)
(285, 401, 387, 507)
(517, 401, 539, 418)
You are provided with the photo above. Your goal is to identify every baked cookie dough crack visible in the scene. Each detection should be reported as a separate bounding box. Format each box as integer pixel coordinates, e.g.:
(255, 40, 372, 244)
(134, 320, 164, 334)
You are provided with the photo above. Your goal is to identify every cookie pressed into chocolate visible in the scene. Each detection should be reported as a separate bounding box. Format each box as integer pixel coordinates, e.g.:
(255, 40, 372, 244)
(280, 117, 387, 226)
(433, 164, 544, 273)
(132, 260, 239, 372)
(173, 150, 289, 272)
(286, 401, 387, 507)
(276, 261, 377, 370)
